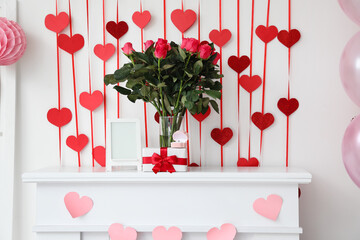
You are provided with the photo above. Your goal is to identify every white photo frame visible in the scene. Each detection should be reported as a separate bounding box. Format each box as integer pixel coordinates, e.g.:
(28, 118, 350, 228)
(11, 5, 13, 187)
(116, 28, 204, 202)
(106, 118, 142, 171)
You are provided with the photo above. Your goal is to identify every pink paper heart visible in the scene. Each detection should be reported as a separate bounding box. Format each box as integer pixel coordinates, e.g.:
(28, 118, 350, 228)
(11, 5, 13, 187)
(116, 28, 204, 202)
(108, 223, 137, 240)
(253, 194, 283, 221)
(152, 226, 182, 240)
(94, 43, 115, 62)
(207, 223, 237, 240)
(64, 192, 93, 218)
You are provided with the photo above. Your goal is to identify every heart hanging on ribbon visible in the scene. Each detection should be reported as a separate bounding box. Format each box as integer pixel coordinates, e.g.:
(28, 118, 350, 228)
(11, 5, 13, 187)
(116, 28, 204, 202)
(255, 25, 278, 43)
(154, 112, 160, 123)
(66, 134, 89, 152)
(94, 43, 115, 62)
(239, 75, 262, 93)
(132, 10, 151, 29)
(58, 34, 84, 54)
(192, 107, 211, 122)
(152, 226, 182, 240)
(237, 157, 259, 167)
(253, 194, 283, 221)
(189, 163, 199, 167)
(251, 112, 274, 131)
(228, 55, 250, 74)
(93, 146, 106, 167)
(45, 12, 69, 33)
(171, 9, 197, 33)
(47, 108, 72, 127)
(211, 128, 233, 146)
(277, 98, 299, 116)
(64, 192, 93, 218)
(106, 21, 129, 40)
(108, 223, 137, 240)
(209, 29, 232, 48)
(277, 29, 301, 48)
(79, 90, 103, 112)
(207, 223, 237, 240)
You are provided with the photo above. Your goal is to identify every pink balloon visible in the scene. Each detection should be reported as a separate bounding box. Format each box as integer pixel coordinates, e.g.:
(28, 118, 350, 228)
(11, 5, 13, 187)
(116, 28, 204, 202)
(338, 0, 360, 26)
(339, 32, 360, 106)
(342, 115, 360, 188)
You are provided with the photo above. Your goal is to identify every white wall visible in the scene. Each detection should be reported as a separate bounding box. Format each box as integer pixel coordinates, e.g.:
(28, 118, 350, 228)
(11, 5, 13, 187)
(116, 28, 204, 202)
(7, 0, 360, 239)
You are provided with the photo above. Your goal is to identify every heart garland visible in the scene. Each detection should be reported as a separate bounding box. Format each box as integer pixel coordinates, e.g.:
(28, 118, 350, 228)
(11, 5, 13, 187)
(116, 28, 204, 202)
(228, 56, 250, 74)
(93, 146, 106, 167)
(79, 90, 104, 112)
(94, 43, 115, 62)
(237, 157, 259, 167)
(58, 34, 84, 54)
(251, 112, 274, 131)
(47, 108, 72, 127)
(211, 128, 233, 146)
(132, 10, 151, 29)
(277, 29, 301, 48)
(209, 29, 232, 48)
(106, 21, 129, 40)
(239, 75, 262, 93)
(66, 134, 89, 152)
(277, 98, 299, 116)
(255, 25, 278, 43)
(45, 12, 69, 33)
(171, 9, 197, 33)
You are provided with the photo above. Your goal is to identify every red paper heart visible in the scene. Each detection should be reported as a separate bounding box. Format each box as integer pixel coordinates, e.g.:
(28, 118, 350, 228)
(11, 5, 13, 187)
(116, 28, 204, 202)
(239, 75, 262, 93)
(93, 146, 106, 167)
(94, 43, 115, 62)
(211, 128, 233, 146)
(277, 98, 299, 116)
(237, 158, 259, 167)
(277, 29, 301, 48)
(45, 12, 69, 33)
(79, 90, 103, 111)
(189, 163, 199, 167)
(47, 108, 72, 127)
(66, 134, 88, 152)
(228, 55, 250, 74)
(171, 9, 197, 33)
(154, 112, 160, 123)
(106, 21, 128, 40)
(192, 108, 211, 122)
(209, 29, 232, 48)
(251, 112, 274, 130)
(58, 34, 84, 54)
(256, 25, 278, 43)
(132, 10, 151, 29)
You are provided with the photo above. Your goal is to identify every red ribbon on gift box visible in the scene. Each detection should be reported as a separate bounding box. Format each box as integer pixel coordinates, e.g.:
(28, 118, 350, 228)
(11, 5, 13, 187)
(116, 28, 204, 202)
(143, 148, 187, 174)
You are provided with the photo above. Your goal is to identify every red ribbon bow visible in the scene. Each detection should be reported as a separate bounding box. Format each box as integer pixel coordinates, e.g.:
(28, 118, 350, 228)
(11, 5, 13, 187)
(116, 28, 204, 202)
(151, 148, 178, 174)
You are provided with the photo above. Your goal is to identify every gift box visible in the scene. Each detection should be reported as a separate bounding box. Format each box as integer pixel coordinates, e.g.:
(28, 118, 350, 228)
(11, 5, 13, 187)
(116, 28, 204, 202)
(142, 147, 188, 173)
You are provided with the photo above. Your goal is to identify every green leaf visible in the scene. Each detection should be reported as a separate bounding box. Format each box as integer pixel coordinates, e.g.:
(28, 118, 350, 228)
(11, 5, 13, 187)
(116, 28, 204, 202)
(140, 85, 150, 96)
(184, 101, 194, 110)
(132, 52, 150, 64)
(205, 90, 222, 99)
(210, 100, 219, 113)
(202, 97, 210, 107)
(114, 67, 131, 81)
(163, 64, 175, 70)
(178, 46, 186, 61)
(128, 94, 139, 103)
(163, 95, 172, 114)
(114, 85, 131, 95)
(194, 60, 203, 75)
(104, 74, 117, 85)
(157, 82, 166, 88)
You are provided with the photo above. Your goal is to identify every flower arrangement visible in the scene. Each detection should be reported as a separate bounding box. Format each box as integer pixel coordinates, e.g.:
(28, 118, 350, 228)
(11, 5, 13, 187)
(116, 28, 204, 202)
(105, 38, 223, 147)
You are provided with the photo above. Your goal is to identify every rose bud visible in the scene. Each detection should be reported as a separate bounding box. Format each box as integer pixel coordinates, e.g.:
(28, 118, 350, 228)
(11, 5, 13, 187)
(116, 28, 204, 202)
(121, 42, 135, 55)
(198, 44, 212, 59)
(144, 40, 154, 51)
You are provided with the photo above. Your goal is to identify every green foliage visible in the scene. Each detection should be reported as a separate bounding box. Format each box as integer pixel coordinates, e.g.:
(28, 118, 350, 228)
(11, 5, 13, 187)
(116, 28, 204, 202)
(104, 40, 223, 118)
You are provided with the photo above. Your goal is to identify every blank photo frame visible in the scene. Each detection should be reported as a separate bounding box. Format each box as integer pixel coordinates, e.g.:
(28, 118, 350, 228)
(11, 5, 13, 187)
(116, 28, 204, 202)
(106, 119, 142, 171)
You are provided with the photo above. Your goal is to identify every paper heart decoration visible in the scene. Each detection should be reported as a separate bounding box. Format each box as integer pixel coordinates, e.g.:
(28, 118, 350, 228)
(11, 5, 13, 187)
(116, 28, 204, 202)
(79, 90, 103, 111)
(192, 108, 211, 122)
(228, 55, 250, 74)
(94, 43, 115, 62)
(132, 10, 151, 29)
(45, 12, 69, 33)
(93, 146, 106, 167)
(277, 98, 299, 116)
(255, 25, 278, 43)
(58, 34, 84, 54)
(152, 226, 182, 240)
(64, 192, 93, 218)
(66, 134, 89, 152)
(251, 112, 274, 130)
(171, 9, 197, 33)
(253, 194, 283, 221)
(106, 21, 128, 40)
(277, 29, 301, 48)
(47, 108, 72, 127)
(207, 223, 236, 240)
(239, 75, 262, 93)
(209, 29, 232, 48)
(154, 112, 160, 123)
(211, 128, 233, 146)
(108, 223, 137, 240)
(189, 163, 199, 167)
(237, 157, 259, 167)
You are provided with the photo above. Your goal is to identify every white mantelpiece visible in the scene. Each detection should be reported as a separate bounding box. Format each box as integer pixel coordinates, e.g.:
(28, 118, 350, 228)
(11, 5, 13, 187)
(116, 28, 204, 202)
(23, 167, 311, 240)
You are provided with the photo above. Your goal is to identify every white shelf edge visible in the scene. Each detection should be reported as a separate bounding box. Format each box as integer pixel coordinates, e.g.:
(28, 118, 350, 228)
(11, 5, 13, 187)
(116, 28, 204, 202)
(33, 225, 303, 234)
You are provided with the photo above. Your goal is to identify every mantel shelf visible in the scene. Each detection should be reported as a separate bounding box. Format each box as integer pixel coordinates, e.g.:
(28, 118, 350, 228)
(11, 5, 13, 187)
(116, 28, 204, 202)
(22, 166, 312, 184)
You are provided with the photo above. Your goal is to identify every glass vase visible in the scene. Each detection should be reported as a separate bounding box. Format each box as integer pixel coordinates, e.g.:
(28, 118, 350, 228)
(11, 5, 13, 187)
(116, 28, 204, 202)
(159, 115, 184, 148)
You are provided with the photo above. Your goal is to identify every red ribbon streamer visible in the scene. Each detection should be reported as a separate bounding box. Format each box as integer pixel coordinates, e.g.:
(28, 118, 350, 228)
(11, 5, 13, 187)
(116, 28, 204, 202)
(55, 0, 62, 163)
(103, 0, 107, 146)
(237, 0, 241, 161)
(68, 0, 81, 166)
(248, 0, 255, 161)
(219, 0, 224, 167)
(286, 0, 292, 167)
(198, 0, 201, 166)
(142, 148, 187, 173)
(163, 0, 167, 40)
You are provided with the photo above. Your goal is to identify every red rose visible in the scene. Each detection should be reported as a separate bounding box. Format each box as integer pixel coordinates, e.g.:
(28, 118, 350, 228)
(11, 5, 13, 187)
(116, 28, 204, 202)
(212, 52, 221, 65)
(144, 40, 154, 51)
(181, 38, 199, 53)
(198, 44, 212, 59)
(181, 38, 189, 49)
(121, 42, 135, 55)
(154, 38, 171, 59)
